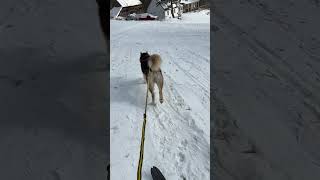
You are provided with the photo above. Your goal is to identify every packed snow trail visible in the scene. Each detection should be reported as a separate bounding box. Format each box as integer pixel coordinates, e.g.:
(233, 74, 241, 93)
(110, 11, 210, 180)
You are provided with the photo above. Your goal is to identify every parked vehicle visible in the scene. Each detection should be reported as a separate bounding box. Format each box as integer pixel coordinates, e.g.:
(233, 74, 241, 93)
(125, 13, 158, 21)
(137, 13, 158, 20)
(126, 13, 137, 20)
(115, 16, 125, 20)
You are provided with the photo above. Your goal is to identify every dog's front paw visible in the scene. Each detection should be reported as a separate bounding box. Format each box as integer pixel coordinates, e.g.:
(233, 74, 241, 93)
(160, 98, 164, 104)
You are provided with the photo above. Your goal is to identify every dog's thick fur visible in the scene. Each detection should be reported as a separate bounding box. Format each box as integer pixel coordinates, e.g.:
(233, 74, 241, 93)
(140, 52, 150, 82)
(140, 52, 164, 104)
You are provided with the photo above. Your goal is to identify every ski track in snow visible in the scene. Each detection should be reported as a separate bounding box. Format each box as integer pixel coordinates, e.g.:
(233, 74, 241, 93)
(110, 12, 210, 180)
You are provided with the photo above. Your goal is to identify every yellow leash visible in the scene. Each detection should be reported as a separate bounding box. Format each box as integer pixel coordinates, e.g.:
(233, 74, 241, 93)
(137, 72, 150, 180)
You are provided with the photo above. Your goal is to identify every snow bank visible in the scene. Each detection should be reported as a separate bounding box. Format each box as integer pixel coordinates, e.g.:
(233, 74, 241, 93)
(167, 9, 210, 24)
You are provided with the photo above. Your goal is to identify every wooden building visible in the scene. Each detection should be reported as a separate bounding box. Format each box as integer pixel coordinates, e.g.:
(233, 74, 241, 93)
(180, 0, 200, 13)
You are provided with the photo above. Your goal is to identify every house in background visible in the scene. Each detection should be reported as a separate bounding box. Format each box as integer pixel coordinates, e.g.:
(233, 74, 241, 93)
(147, 0, 182, 20)
(180, 0, 200, 12)
(110, 0, 143, 18)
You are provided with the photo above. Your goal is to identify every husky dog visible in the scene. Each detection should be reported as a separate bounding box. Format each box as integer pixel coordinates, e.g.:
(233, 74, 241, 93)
(140, 52, 164, 104)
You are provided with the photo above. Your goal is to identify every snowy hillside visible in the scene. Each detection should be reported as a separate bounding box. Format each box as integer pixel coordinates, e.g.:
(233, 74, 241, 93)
(110, 11, 210, 180)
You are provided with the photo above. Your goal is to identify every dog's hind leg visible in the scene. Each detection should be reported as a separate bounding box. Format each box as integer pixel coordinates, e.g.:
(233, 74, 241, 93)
(148, 79, 155, 104)
(157, 75, 164, 104)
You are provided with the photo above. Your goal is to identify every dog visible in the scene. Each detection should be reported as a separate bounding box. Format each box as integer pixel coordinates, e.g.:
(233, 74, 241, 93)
(140, 52, 164, 104)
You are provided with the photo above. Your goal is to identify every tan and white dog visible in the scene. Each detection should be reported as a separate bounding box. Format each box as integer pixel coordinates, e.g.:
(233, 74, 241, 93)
(140, 52, 164, 104)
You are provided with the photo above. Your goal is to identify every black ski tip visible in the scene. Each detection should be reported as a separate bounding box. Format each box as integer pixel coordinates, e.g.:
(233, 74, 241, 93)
(151, 166, 166, 180)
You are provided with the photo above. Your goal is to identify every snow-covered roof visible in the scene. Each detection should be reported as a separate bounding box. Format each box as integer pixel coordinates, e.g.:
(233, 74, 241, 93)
(180, 0, 200, 4)
(110, 7, 122, 18)
(117, 0, 142, 7)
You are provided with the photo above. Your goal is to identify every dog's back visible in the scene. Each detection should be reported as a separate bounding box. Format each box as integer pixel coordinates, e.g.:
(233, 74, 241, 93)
(149, 54, 162, 72)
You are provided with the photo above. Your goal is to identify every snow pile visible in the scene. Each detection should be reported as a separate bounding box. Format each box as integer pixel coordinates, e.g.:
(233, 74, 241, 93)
(136, 13, 158, 19)
(111, 10, 210, 180)
(168, 9, 210, 24)
(180, 0, 200, 4)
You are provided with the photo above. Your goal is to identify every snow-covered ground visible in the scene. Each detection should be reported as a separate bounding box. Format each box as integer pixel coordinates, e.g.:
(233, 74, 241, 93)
(168, 9, 210, 24)
(110, 11, 210, 180)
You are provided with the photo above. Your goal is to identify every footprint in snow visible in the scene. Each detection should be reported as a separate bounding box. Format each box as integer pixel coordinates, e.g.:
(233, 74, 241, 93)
(180, 175, 187, 180)
(181, 139, 188, 147)
(178, 152, 186, 163)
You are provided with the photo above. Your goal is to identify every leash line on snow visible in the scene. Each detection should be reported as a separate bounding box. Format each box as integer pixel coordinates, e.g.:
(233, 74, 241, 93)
(137, 71, 150, 180)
